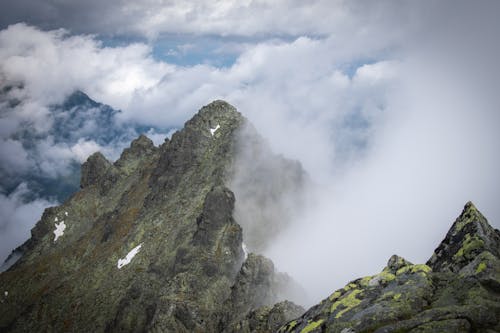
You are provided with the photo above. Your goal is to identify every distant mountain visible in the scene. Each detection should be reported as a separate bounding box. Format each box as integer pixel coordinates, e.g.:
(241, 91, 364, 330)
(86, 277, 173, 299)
(0, 101, 498, 332)
(1, 90, 170, 202)
(49, 90, 120, 144)
(0, 89, 173, 273)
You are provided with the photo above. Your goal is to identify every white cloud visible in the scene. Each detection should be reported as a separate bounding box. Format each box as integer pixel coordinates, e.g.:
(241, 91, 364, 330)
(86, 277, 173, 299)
(145, 128, 176, 146)
(266, 59, 500, 303)
(0, 24, 174, 181)
(34, 137, 128, 178)
(0, 139, 31, 173)
(70, 139, 103, 163)
(353, 61, 399, 86)
(0, 23, 172, 107)
(0, 183, 56, 264)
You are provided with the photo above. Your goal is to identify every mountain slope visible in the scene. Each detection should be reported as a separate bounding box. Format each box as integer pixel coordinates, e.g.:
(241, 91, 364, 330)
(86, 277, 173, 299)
(278, 202, 500, 332)
(0, 101, 305, 332)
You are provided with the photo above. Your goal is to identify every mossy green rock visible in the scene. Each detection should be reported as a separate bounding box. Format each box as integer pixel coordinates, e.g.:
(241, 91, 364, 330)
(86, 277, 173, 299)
(278, 203, 500, 332)
(0, 101, 304, 332)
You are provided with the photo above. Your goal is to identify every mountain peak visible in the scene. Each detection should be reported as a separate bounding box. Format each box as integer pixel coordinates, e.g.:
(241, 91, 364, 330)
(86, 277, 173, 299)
(464, 200, 476, 210)
(200, 99, 238, 114)
(184, 100, 242, 136)
(427, 201, 500, 273)
(61, 90, 99, 109)
(0, 102, 304, 332)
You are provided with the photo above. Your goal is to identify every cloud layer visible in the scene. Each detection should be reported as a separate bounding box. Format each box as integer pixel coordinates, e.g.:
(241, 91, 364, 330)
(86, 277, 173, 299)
(0, 1, 421, 39)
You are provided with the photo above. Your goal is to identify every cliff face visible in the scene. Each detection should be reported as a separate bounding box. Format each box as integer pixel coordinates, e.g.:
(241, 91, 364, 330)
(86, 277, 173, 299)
(278, 202, 500, 333)
(0, 101, 304, 332)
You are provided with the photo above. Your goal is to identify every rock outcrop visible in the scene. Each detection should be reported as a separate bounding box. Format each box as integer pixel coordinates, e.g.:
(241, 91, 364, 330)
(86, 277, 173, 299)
(80, 151, 113, 188)
(278, 202, 500, 332)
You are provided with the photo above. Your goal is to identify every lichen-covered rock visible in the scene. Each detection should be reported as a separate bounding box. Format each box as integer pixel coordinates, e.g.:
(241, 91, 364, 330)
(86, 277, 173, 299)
(427, 201, 500, 273)
(278, 202, 500, 333)
(0, 101, 304, 332)
(277, 258, 434, 333)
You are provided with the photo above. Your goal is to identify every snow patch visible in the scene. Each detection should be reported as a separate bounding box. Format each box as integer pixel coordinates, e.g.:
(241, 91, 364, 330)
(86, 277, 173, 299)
(4, 291, 7, 296)
(53, 221, 66, 242)
(54, 217, 58, 222)
(117, 243, 143, 269)
(242, 242, 249, 260)
(65, 211, 68, 216)
(210, 124, 220, 136)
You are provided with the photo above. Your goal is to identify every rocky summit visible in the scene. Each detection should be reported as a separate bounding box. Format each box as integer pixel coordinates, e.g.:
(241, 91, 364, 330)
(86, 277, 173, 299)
(1, 100, 500, 333)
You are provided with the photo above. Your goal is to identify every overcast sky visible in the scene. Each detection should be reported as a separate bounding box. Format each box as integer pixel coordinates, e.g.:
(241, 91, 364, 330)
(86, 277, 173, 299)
(0, 1, 499, 303)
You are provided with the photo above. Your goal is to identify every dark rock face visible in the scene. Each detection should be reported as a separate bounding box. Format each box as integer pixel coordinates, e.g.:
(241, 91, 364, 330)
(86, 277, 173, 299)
(114, 134, 158, 175)
(0, 101, 303, 332)
(80, 151, 112, 188)
(278, 202, 500, 332)
(221, 254, 305, 332)
(229, 254, 287, 314)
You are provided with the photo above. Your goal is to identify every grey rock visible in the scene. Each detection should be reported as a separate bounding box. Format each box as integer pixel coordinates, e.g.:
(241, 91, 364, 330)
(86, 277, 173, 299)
(80, 151, 112, 188)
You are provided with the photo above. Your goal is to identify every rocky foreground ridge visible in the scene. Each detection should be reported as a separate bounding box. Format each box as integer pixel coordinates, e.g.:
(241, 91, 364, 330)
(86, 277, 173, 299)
(1, 101, 499, 332)
(277, 202, 500, 333)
